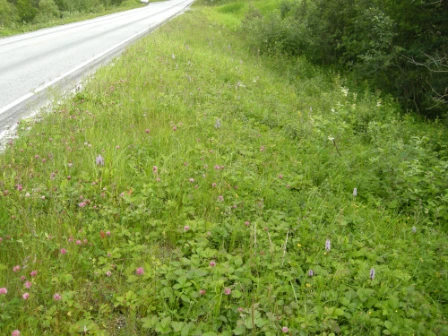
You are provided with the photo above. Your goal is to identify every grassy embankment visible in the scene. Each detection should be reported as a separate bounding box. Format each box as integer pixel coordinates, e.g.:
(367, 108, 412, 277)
(0, 0, 146, 38)
(0, 0, 447, 335)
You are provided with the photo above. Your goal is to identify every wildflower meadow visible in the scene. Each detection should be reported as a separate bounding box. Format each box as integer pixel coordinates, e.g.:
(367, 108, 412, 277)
(0, 0, 447, 335)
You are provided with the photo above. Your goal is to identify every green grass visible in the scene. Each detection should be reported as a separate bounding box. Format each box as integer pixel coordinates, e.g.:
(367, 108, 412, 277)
(0, 1, 447, 335)
(0, 0, 146, 38)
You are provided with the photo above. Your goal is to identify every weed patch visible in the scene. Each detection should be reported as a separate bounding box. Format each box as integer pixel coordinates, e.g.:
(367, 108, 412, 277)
(0, 1, 447, 335)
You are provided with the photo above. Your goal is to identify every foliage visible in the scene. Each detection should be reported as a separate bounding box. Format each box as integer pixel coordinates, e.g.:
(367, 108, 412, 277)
(0, 0, 18, 26)
(242, 0, 448, 119)
(0, 1, 447, 335)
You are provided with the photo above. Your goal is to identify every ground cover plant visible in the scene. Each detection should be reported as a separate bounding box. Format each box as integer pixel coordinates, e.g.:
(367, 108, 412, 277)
(0, 0, 447, 334)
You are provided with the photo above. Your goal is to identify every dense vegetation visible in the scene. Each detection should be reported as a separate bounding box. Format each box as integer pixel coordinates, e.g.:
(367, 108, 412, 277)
(0, 0, 447, 335)
(241, 0, 448, 120)
(0, 0, 142, 36)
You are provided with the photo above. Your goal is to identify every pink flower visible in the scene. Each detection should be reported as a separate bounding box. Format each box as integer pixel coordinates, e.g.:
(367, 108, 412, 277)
(13, 265, 21, 272)
(22, 293, 29, 300)
(199, 289, 206, 295)
(189, 178, 194, 183)
(282, 327, 289, 333)
(136, 267, 144, 276)
(145, 129, 150, 133)
(76, 240, 82, 245)
(78, 201, 87, 208)
(11, 330, 20, 336)
(260, 146, 265, 152)
(244, 221, 250, 226)
(184, 226, 190, 231)
(209, 261, 216, 267)
(20, 276, 26, 281)
(278, 174, 283, 179)
(224, 288, 231, 295)
(217, 195, 224, 202)
(24, 281, 32, 289)
(0, 288, 7, 294)
(152, 166, 158, 173)
(60, 248, 67, 255)
(106, 271, 112, 277)
(212, 183, 217, 187)
(16, 184, 23, 191)
(53, 293, 62, 301)
(106, 231, 111, 236)
(237, 307, 244, 312)
(30, 270, 37, 277)
(173, 126, 177, 131)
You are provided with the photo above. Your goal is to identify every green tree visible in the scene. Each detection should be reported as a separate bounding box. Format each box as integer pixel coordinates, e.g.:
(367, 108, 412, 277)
(0, 0, 18, 26)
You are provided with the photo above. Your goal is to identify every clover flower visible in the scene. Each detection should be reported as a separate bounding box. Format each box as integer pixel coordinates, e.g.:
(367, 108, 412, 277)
(325, 239, 331, 251)
(136, 267, 144, 276)
(370, 268, 375, 280)
(95, 155, 105, 166)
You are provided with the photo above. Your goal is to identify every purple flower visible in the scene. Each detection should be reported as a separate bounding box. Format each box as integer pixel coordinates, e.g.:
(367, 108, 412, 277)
(224, 288, 231, 295)
(53, 293, 62, 301)
(325, 239, 331, 251)
(209, 260, 216, 267)
(370, 268, 375, 280)
(96, 155, 105, 166)
(60, 248, 67, 255)
(136, 267, 144, 276)
(217, 195, 224, 202)
(30, 270, 37, 277)
(308, 269, 314, 277)
(282, 327, 289, 333)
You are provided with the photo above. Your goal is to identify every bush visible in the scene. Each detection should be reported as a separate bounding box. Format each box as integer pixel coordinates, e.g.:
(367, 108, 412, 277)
(0, 0, 18, 26)
(243, 0, 448, 119)
(35, 0, 60, 22)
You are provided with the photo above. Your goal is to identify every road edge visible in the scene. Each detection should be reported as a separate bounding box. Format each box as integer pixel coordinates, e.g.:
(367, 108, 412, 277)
(0, 0, 193, 151)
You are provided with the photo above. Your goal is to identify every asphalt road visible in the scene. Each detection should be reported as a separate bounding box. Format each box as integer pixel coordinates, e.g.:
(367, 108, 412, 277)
(0, 0, 194, 143)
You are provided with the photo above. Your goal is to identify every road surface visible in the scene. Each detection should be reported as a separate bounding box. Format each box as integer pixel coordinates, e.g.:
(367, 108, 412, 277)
(0, 0, 194, 143)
